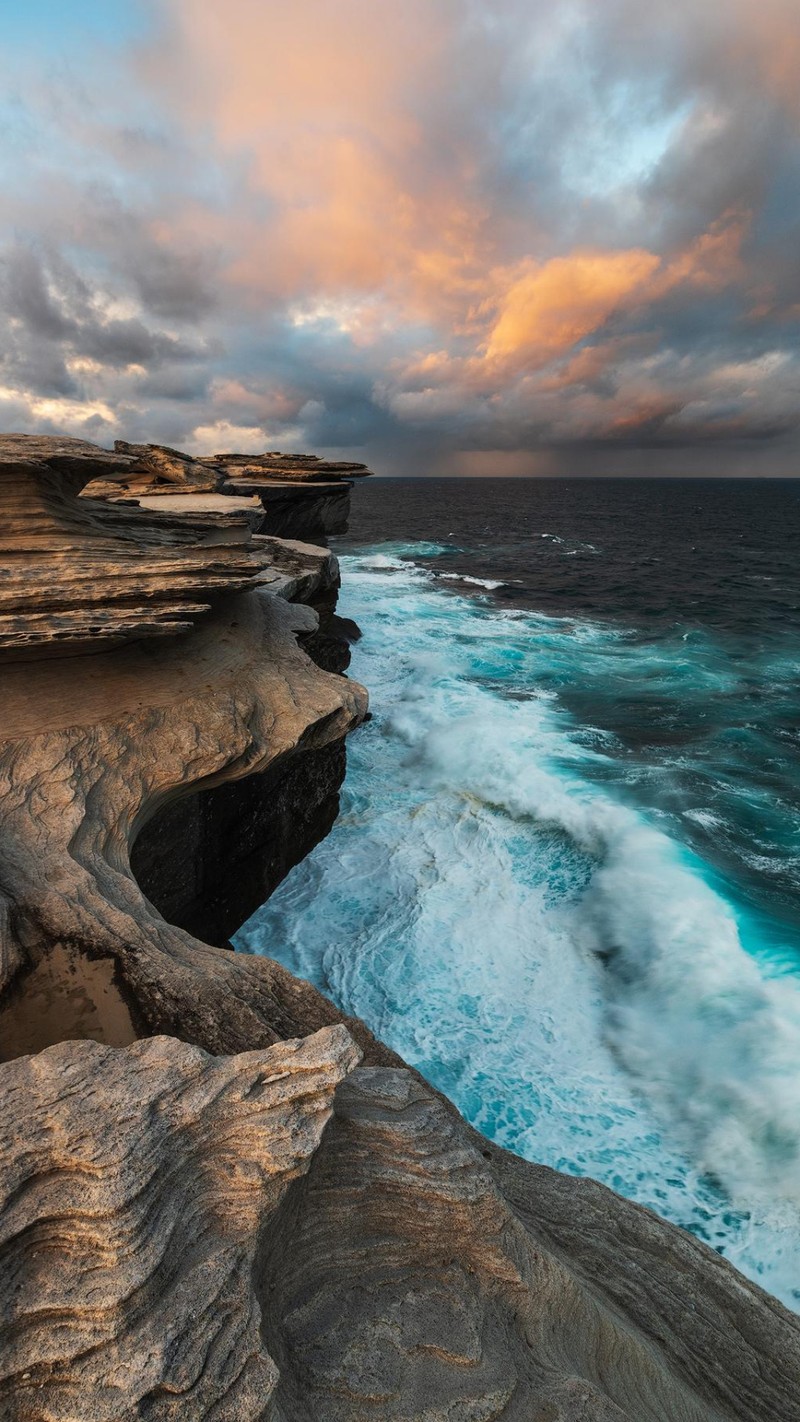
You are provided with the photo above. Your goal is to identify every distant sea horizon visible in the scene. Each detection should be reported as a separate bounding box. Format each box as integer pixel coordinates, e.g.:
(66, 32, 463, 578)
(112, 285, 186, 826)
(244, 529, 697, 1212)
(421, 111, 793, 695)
(363, 470, 800, 479)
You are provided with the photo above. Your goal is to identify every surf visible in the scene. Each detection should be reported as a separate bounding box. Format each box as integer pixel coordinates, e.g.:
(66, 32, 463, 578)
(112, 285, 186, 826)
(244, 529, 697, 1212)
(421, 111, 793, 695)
(237, 546, 800, 1307)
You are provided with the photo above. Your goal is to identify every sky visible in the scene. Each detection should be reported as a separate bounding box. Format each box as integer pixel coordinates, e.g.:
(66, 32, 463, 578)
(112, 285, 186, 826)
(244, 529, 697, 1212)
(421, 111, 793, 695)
(2, 1, 800, 475)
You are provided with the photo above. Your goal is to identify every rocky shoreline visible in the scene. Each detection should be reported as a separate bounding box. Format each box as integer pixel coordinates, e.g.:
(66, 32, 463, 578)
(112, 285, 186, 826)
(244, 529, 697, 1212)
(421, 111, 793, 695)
(0, 434, 798, 1420)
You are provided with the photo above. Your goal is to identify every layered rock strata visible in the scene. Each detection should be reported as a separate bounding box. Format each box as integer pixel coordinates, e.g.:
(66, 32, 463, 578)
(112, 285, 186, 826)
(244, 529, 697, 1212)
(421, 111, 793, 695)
(210, 450, 372, 538)
(0, 435, 372, 1062)
(263, 1068, 800, 1421)
(204, 449, 371, 482)
(88, 439, 225, 495)
(83, 439, 374, 538)
(130, 536, 355, 940)
(0, 435, 270, 654)
(0, 580, 374, 1057)
(0, 1026, 360, 1421)
(0, 434, 798, 1421)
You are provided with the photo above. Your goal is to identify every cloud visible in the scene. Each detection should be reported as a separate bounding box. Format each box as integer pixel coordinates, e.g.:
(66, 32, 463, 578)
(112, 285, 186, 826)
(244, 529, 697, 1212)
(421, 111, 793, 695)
(483, 250, 662, 368)
(0, 0, 799, 470)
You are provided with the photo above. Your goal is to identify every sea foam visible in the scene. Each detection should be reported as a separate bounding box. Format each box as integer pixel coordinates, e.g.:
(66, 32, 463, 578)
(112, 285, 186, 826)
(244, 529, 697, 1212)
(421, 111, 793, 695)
(237, 549, 800, 1306)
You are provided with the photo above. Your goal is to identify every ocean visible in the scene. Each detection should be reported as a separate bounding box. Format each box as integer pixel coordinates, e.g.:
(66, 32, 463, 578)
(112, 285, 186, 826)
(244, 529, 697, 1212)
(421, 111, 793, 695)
(236, 476, 800, 1308)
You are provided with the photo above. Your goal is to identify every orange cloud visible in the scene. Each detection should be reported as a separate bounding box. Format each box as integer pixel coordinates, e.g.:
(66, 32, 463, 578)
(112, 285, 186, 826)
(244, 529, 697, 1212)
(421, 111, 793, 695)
(725, 0, 800, 118)
(473, 211, 750, 382)
(602, 396, 684, 439)
(374, 207, 753, 428)
(483, 250, 661, 369)
(88, 0, 789, 462)
(538, 333, 659, 392)
(656, 211, 749, 295)
(154, 0, 490, 319)
(152, 2, 755, 373)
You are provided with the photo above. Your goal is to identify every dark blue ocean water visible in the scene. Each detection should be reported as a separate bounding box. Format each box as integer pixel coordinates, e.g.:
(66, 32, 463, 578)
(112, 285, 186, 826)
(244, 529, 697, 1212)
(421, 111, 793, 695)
(238, 477, 800, 1306)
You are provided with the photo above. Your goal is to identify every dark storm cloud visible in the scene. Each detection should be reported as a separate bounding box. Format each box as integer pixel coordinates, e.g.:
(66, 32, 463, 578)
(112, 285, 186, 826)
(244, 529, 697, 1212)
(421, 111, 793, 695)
(0, 242, 214, 383)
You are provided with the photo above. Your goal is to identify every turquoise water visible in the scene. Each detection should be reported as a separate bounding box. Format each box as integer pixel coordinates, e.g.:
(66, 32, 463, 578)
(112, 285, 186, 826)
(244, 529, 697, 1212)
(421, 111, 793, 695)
(238, 514, 800, 1308)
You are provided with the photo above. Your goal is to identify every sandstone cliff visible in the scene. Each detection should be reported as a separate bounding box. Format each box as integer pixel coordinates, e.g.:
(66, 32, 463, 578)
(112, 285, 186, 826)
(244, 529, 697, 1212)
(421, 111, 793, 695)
(83, 439, 373, 539)
(0, 434, 798, 1421)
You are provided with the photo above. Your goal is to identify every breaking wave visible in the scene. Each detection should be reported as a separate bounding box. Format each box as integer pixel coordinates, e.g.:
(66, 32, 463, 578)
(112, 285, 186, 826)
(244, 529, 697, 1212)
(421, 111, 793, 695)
(237, 548, 800, 1307)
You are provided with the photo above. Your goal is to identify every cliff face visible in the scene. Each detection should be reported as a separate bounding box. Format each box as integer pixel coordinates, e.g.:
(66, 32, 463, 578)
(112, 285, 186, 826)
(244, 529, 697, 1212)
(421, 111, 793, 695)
(0, 435, 798, 1421)
(82, 439, 374, 540)
(130, 536, 356, 944)
(0, 436, 373, 1062)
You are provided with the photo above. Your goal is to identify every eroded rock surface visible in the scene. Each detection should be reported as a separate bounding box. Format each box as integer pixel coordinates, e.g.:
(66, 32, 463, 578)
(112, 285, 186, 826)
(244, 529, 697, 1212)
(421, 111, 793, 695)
(209, 450, 372, 538)
(0, 1025, 360, 1421)
(85, 440, 225, 497)
(0, 435, 372, 1060)
(0, 585, 370, 1058)
(208, 450, 372, 482)
(261, 1067, 800, 1422)
(255, 536, 354, 671)
(0, 435, 271, 653)
(231, 477, 359, 539)
(80, 439, 374, 538)
(3, 1040, 797, 1422)
(132, 740, 349, 947)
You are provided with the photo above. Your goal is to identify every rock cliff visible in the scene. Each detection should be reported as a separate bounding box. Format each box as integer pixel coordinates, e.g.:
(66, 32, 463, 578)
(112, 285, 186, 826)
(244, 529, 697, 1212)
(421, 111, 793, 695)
(0, 436, 268, 654)
(83, 440, 374, 540)
(0, 434, 798, 1421)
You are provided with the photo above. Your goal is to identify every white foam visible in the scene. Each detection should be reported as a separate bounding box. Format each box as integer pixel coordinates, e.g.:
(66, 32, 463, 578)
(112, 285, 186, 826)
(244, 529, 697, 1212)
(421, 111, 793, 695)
(539, 533, 600, 554)
(683, 808, 726, 830)
(356, 553, 409, 571)
(434, 571, 506, 590)
(237, 554, 800, 1305)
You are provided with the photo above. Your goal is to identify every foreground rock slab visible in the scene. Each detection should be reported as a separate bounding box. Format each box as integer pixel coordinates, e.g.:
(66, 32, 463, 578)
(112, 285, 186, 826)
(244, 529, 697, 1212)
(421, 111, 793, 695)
(0, 1025, 360, 1421)
(2, 1041, 797, 1422)
(263, 1066, 800, 1422)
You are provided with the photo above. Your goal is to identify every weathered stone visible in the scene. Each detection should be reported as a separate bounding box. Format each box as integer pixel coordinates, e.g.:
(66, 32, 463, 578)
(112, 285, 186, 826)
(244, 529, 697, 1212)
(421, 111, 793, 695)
(0, 1025, 361, 1421)
(254, 534, 341, 604)
(84, 440, 225, 497)
(0, 584, 370, 1058)
(132, 741, 348, 947)
(207, 450, 373, 482)
(0, 435, 271, 655)
(230, 478, 356, 538)
(133, 490, 266, 532)
(209, 449, 372, 536)
(83, 443, 373, 537)
(261, 1067, 800, 1421)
